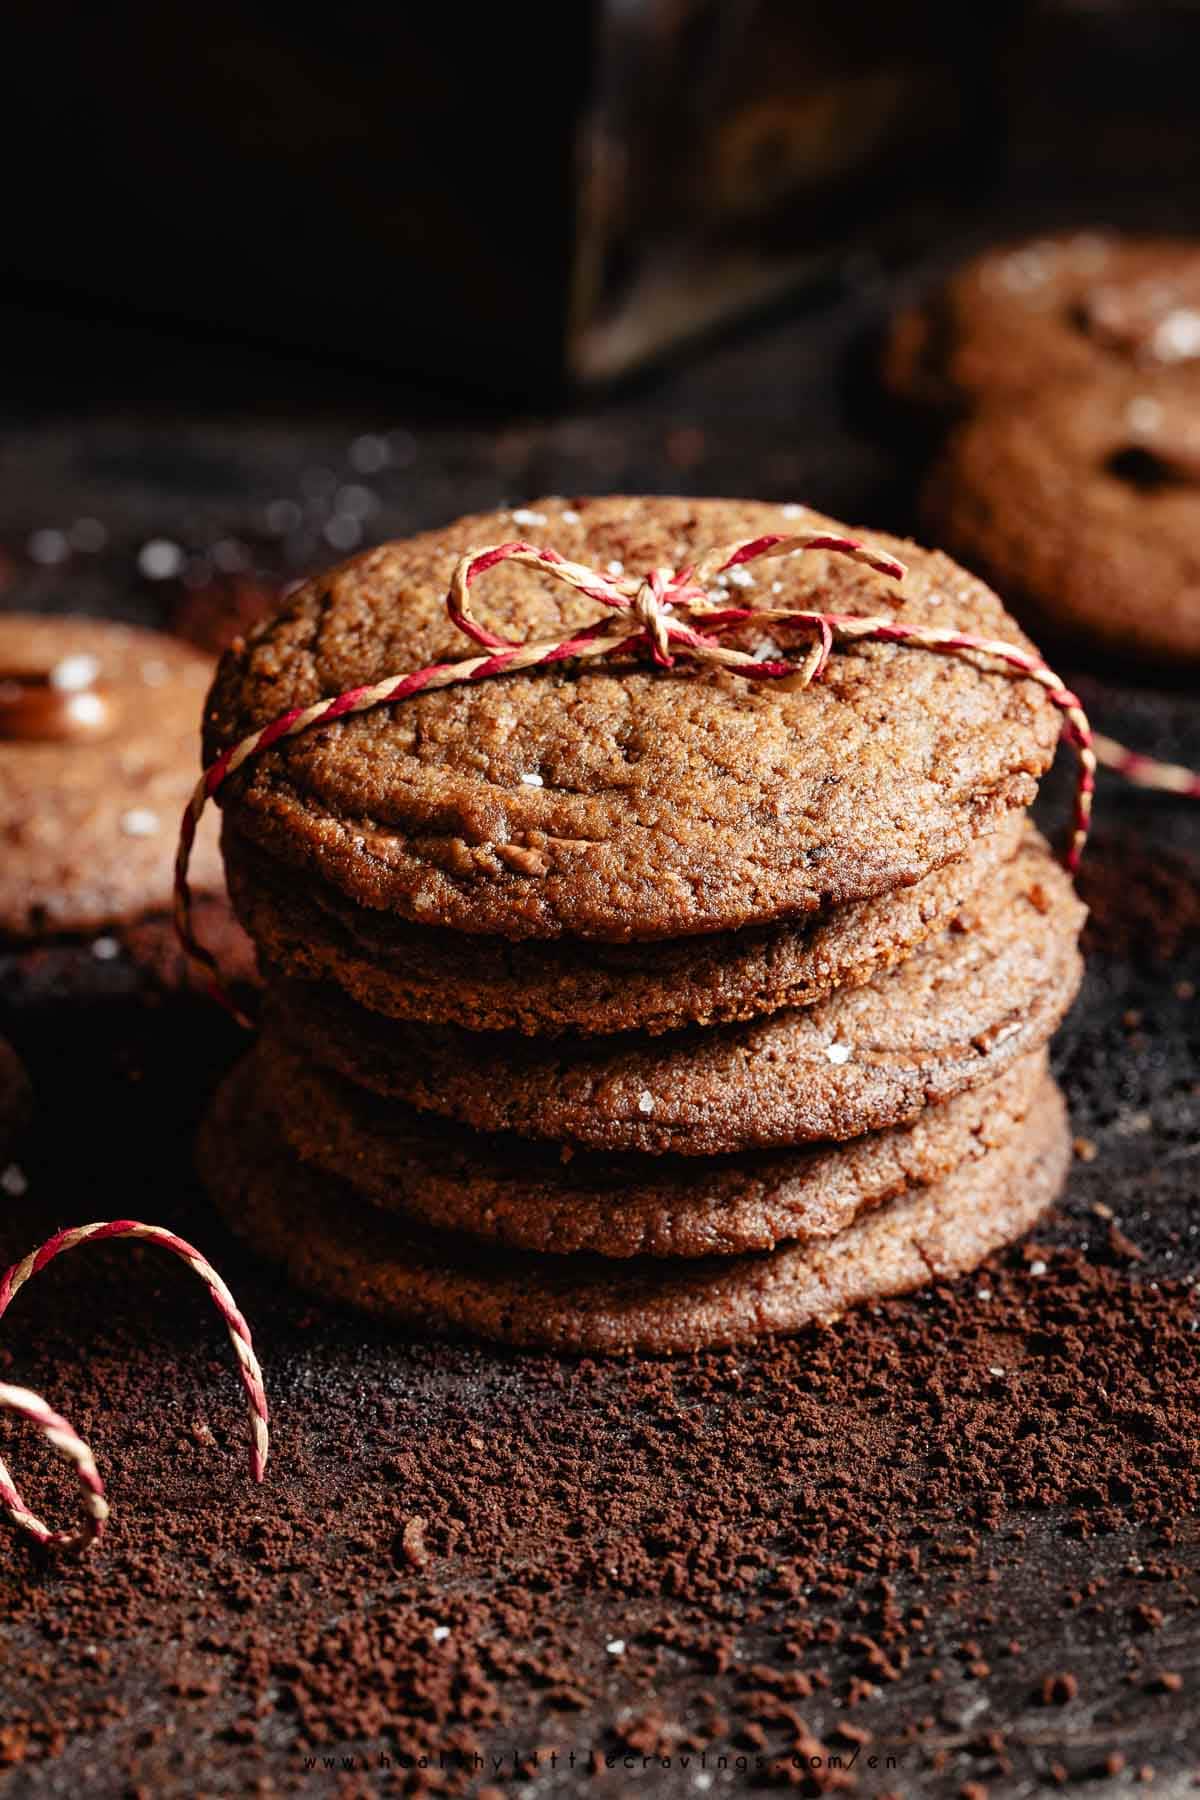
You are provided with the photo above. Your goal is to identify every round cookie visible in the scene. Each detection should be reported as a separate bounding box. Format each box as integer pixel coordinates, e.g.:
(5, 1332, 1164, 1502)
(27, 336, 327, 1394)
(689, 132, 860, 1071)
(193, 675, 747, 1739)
(0, 1035, 31, 1159)
(266, 828, 1084, 1156)
(0, 615, 225, 937)
(885, 233, 1200, 419)
(921, 373, 1200, 666)
(201, 1061, 1070, 1354)
(204, 496, 1060, 944)
(227, 809, 1025, 1038)
(253, 1031, 1047, 1259)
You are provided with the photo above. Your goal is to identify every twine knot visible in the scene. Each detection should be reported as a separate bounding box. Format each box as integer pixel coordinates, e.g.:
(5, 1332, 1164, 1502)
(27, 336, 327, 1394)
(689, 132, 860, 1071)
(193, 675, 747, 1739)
(631, 569, 680, 666)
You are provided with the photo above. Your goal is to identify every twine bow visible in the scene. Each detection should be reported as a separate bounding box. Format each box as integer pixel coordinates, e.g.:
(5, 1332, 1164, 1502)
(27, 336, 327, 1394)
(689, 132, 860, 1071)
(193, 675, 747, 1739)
(175, 525, 1170, 1022)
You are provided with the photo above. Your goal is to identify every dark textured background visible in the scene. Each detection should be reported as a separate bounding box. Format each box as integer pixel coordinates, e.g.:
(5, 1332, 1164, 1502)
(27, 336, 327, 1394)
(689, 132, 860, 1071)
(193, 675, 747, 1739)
(1, 6, 1199, 1795)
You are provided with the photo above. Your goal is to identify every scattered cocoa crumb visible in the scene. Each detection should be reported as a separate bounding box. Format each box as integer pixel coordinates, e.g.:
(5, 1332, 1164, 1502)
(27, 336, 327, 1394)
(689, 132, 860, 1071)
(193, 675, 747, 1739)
(401, 1514, 429, 1568)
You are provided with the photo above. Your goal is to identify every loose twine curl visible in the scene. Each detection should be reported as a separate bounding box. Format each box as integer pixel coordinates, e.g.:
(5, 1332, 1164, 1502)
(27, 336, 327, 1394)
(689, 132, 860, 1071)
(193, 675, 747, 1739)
(0, 1222, 268, 1552)
(172, 526, 1154, 1024)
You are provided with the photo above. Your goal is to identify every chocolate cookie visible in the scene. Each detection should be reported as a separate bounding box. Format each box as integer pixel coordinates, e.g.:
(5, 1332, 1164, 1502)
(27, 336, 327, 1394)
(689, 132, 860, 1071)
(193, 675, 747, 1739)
(0, 1034, 30, 1159)
(266, 828, 1084, 1156)
(0, 615, 225, 937)
(227, 809, 1025, 1038)
(922, 374, 1200, 665)
(252, 1032, 1047, 1258)
(205, 497, 1060, 943)
(886, 233, 1200, 419)
(202, 1060, 1070, 1353)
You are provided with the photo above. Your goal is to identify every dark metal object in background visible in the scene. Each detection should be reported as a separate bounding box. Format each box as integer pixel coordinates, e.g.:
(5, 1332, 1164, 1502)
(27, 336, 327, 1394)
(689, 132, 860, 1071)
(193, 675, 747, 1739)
(2, 1, 1011, 395)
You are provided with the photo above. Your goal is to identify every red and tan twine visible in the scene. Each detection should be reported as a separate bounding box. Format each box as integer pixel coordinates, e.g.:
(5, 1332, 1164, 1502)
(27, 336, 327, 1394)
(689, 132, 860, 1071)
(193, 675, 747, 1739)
(1092, 733, 1200, 800)
(0, 1221, 268, 1552)
(173, 528, 1191, 1018)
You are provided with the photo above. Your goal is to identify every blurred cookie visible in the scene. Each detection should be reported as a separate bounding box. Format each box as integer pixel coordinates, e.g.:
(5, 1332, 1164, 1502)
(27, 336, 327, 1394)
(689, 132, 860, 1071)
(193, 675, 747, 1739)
(921, 374, 1200, 665)
(0, 614, 225, 938)
(886, 233, 1200, 418)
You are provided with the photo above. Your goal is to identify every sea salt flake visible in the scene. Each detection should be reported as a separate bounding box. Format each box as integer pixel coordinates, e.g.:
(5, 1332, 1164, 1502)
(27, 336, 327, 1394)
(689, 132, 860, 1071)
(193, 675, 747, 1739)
(138, 539, 184, 580)
(1153, 308, 1200, 362)
(520, 772, 544, 787)
(727, 566, 755, 589)
(976, 1288, 992, 1302)
(68, 693, 106, 728)
(28, 528, 70, 565)
(49, 654, 100, 692)
(605, 1639, 626, 1656)
(349, 434, 390, 474)
(91, 936, 120, 961)
(606, 559, 624, 576)
(988, 1366, 1005, 1378)
(324, 515, 361, 552)
(561, 509, 581, 524)
(120, 808, 160, 838)
(637, 1091, 655, 1115)
(510, 509, 547, 527)
(1030, 1259, 1047, 1276)
(781, 503, 804, 519)
(432, 1625, 451, 1643)
(824, 1042, 852, 1066)
(1126, 395, 1164, 435)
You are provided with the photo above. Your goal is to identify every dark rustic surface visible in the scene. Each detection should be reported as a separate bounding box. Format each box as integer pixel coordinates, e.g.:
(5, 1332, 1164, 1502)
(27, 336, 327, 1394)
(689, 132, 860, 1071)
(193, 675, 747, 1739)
(2, 11, 1200, 1791)
(0, 374, 1198, 1799)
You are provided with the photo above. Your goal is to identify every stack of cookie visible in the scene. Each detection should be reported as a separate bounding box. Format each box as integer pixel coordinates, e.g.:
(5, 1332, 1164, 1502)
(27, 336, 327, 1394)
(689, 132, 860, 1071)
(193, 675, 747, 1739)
(886, 232, 1200, 667)
(200, 497, 1084, 1353)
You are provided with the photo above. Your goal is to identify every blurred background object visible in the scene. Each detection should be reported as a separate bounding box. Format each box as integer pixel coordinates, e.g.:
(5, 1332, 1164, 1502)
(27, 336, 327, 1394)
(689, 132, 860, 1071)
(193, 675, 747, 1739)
(1, 0, 1200, 631)
(5, 1, 1200, 411)
(4, 0, 1013, 397)
(571, 0, 1014, 380)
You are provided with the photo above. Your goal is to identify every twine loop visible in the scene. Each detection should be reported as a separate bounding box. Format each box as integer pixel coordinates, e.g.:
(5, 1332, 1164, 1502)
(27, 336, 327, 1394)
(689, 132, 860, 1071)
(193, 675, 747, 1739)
(0, 1220, 269, 1553)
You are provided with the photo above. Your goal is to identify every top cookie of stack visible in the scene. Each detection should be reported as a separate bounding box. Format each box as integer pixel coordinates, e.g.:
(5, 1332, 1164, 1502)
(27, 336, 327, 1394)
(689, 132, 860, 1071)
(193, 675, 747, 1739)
(207, 495, 1060, 1038)
(200, 496, 1080, 1352)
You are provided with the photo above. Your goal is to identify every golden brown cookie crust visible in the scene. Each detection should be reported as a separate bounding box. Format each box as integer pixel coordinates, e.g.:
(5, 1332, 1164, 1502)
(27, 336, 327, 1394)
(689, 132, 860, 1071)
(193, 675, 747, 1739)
(205, 497, 1059, 943)
(251, 1036, 1047, 1259)
(201, 1062, 1070, 1354)
(226, 811, 1026, 1037)
(264, 828, 1084, 1156)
